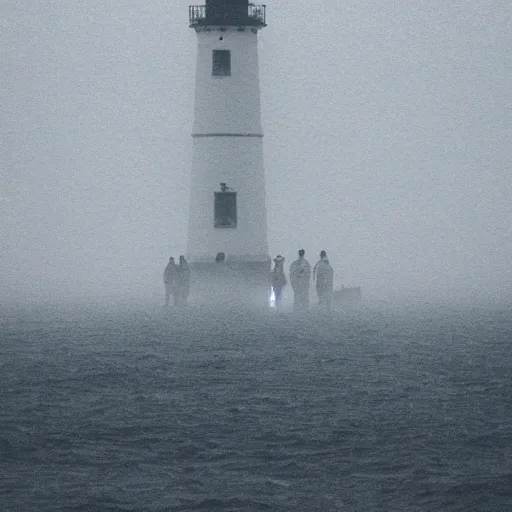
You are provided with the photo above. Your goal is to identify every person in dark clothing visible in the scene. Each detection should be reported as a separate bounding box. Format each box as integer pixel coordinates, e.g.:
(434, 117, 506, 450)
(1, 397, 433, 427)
(175, 255, 191, 306)
(289, 249, 311, 312)
(270, 255, 286, 310)
(313, 250, 334, 309)
(163, 256, 177, 306)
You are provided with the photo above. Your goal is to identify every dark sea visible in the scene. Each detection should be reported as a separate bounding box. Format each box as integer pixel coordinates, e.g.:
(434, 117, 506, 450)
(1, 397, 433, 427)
(1, 299, 511, 511)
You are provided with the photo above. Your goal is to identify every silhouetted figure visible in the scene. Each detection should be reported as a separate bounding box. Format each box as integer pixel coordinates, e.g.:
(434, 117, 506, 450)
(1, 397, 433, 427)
(213, 251, 243, 307)
(163, 256, 177, 306)
(289, 249, 311, 312)
(271, 255, 287, 310)
(313, 250, 334, 309)
(175, 255, 191, 306)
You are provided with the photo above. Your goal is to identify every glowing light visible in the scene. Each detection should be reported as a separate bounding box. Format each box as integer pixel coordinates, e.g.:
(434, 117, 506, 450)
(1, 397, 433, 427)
(269, 288, 276, 309)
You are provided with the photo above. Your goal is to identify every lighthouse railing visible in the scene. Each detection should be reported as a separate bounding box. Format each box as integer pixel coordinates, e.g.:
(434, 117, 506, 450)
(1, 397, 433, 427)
(189, 4, 266, 27)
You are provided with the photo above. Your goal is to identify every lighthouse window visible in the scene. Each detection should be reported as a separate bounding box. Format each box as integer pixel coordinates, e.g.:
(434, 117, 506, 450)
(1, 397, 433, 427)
(212, 50, 231, 76)
(214, 191, 237, 228)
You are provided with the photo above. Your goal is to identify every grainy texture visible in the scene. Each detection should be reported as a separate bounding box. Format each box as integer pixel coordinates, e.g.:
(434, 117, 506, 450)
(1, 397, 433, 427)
(1, 303, 511, 511)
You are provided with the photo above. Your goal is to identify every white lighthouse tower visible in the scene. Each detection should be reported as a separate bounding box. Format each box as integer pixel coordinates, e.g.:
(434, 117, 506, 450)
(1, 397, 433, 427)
(187, 0, 270, 304)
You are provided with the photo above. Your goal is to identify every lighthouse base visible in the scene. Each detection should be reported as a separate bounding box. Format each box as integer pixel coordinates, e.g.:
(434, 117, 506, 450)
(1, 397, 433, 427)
(188, 259, 271, 310)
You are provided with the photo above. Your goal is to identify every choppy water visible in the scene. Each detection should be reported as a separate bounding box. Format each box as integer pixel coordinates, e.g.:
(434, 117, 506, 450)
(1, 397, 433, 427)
(1, 301, 511, 511)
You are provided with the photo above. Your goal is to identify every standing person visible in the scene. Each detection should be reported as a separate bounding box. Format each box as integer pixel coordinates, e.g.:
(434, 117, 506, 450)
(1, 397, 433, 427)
(212, 251, 230, 304)
(175, 255, 191, 306)
(313, 250, 327, 280)
(163, 257, 177, 307)
(313, 250, 334, 309)
(270, 255, 287, 310)
(289, 249, 311, 312)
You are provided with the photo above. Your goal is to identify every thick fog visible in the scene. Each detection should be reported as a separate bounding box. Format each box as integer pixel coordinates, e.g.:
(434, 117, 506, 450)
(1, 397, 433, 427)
(2, 0, 511, 304)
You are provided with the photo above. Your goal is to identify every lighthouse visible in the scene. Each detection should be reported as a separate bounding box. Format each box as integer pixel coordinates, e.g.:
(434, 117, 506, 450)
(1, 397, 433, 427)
(187, 0, 270, 304)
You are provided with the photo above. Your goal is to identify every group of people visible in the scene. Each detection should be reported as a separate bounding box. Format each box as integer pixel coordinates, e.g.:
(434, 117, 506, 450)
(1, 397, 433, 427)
(163, 255, 191, 307)
(163, 249, 333, 311)
(271, 249, 334, 311)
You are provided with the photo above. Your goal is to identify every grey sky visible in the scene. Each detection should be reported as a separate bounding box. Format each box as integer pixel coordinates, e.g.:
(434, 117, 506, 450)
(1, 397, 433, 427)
(2, 0, 511, 302)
